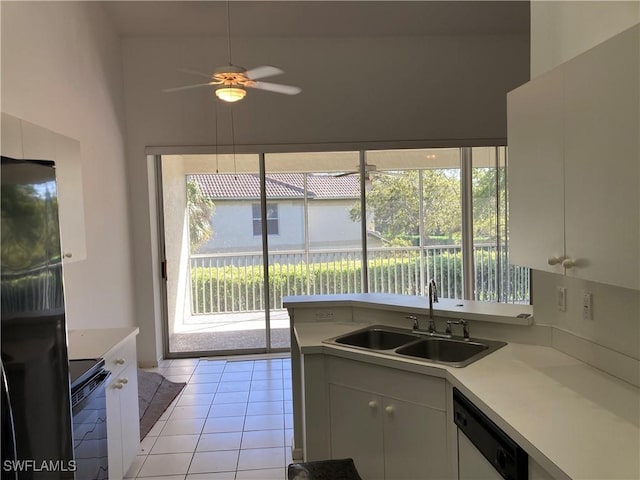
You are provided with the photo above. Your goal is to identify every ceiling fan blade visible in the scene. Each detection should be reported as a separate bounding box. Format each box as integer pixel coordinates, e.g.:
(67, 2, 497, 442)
(250, 81, 302, 95)
(333, 171, 357, 178)
(178, 68, 214, 79)
(162, 82, 218, 93)
(245, 65, 284, 80)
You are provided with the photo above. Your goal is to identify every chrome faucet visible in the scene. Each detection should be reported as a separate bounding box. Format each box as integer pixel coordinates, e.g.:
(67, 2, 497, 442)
(428, 279, 438, 332)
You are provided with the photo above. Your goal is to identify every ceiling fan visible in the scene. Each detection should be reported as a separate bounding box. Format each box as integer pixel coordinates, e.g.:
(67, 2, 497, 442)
(334, 163, 400, 180)
(335, 163, 379, 179)
(163, 1, 300, 102)
(163, 64, 302, 102)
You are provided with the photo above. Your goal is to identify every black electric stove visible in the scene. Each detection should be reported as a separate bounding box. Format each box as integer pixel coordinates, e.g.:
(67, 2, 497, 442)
(69, 358, 105, 391)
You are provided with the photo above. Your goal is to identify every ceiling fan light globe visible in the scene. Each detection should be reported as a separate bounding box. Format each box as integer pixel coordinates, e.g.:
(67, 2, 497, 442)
(216, 87, 246, 102)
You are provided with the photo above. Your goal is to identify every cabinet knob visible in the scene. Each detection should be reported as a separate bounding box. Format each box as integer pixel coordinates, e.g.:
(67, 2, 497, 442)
(115, 358, 126, 365)
(119, 377, 128, 384)
(368, 401, 378, 409)
(63, 252, 73, 258)
(385, 405, 395, 415)
(547, 256, 564, 266)
(114, 382, 124, 390)
(562, 258, 576, 269)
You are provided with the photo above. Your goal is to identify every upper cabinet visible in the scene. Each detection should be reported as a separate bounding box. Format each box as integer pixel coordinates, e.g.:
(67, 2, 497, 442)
(508, 67, 565, 275)
(1, 113, 87, 263)
(508, 25, 639, 291)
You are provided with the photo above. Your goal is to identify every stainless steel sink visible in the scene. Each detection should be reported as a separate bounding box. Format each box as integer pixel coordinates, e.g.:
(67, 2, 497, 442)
(333, 327, 420, 350)
(395, 337, 505, 367)
(325, 325, 506, 367)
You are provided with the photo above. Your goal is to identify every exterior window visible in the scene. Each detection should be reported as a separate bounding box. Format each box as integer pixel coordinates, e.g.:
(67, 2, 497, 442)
(253, 203, 279, 235)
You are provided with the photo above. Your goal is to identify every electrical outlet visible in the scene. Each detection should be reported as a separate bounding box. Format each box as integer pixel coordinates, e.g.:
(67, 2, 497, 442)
(315, 310, 334, 321)
(556, 286, 566, 312)
(582, 292, 592, 320)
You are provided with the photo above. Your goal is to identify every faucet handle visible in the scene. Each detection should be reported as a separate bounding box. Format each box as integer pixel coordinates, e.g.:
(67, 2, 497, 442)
(405, 315, 419, 330)
(446, 319, 470, 339)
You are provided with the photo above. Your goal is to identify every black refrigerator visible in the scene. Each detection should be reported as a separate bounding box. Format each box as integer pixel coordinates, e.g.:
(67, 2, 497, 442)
(1, 157, 75, 479)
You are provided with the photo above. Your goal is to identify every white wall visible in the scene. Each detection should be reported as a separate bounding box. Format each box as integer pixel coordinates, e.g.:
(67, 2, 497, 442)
(123, 30, 529, 362)
(308, 200, 361, 249)
(1, 3, 135, 331)
(529, 2, 640, 383)
(203, 200, 305, 252)
(531, 1, 640, 77)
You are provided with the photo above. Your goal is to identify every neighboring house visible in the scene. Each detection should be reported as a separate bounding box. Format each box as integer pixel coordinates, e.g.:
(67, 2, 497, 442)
(190, 173, 384, 253)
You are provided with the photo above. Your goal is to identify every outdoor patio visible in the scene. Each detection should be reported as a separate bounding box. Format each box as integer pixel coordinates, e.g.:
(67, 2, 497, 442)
(169, 310, 291, 353)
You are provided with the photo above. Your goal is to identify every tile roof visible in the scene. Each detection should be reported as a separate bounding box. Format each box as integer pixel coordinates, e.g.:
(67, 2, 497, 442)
(189, 173, 359, 200)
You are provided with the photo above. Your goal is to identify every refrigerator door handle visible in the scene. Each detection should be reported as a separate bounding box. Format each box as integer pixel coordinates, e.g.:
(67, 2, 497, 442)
(1, 359, 18, 473)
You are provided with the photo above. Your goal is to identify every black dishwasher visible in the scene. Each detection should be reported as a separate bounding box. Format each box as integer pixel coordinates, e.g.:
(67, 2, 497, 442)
(70, 359, 110, 480)
(453, 388, 527, 480)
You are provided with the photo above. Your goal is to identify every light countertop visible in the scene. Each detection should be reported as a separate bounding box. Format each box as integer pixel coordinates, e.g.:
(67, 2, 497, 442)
(67, 327, 139, 360)
(294, 322, 640, 480)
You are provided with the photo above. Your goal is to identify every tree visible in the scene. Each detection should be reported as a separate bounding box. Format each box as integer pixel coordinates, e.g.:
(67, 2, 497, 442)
(349, 169, 461, 245)
(472, 167, 506, 241)
(187, 180, 215, 253)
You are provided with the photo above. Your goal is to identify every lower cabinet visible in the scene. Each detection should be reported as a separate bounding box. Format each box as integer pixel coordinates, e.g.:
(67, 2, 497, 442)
(104, 337, 140, 480)
(307, 355, 449, 480)
(329, 384, 447, 480)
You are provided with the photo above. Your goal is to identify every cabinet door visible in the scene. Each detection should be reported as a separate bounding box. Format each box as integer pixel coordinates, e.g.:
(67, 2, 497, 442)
(106, 378, 124, 480)
(383, 397, 448, 480)
(507, 67, 565, 273)
(329, 384, 384, 480)
(21, 120, 56, 161)
(117, 362, 141, 477)
(563, 26, 639, 290)
(1, 113, 23, 159)
(54, 134, 87, 262)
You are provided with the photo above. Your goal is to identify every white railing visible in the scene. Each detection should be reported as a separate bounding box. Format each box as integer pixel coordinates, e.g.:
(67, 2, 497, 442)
(190, 245, 530, 314)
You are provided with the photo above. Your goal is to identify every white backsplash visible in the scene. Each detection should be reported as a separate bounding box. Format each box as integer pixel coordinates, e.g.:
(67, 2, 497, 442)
(532, 270, 639, 385)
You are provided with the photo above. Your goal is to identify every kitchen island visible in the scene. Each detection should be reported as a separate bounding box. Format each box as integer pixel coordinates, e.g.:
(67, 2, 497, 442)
(286, 294, 639, 480)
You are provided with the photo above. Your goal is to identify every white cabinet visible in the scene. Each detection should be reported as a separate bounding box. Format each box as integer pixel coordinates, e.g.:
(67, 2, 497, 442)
(507, 25, 639, 290)
(104, 336, 140, 480)
(329, 384, 447, 480)
(508, 67, 565, 275)
(0, 113, 87, 262)
(563, 26, 639, 289)
(302, 355, 449, 480)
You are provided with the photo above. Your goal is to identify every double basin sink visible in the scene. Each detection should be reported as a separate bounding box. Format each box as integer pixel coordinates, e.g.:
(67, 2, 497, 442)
(324, 325, 506, 367)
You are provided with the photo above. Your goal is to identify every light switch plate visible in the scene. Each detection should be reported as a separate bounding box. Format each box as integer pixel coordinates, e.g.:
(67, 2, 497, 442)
(582, 292, 592, 320)
(557, 286, 566, 312)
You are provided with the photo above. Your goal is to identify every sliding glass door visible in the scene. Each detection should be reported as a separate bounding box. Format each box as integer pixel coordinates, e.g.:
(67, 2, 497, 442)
(158, 147, 529, 358)
(160, 153, 271, 356)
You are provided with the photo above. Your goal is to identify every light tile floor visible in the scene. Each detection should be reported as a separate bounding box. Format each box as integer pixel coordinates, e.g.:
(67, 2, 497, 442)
(126, 355, 293, 480)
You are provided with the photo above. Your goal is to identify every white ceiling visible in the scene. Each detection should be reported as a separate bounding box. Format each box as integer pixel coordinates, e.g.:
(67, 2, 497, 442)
(102, 1, 530, 38)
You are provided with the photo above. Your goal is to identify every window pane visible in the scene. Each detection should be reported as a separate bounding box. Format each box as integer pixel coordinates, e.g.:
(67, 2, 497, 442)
(265, 151, 362, 349)
(364, 148, 462, 299)
(472, 147, 530, 303)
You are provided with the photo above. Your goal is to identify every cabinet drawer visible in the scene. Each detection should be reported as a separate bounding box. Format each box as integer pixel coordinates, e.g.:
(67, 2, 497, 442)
(327, 356, 446, 411)
(104, 339, 136, 379)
